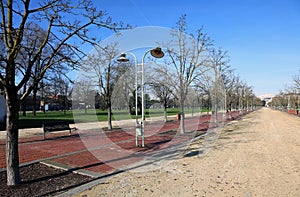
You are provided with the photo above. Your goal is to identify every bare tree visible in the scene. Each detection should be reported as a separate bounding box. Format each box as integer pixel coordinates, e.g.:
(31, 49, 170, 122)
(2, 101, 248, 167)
(17, 23, 49, 116)
(206, 48, 230, 121)
(272, 77, 299, 110)
(224, 71, 238, 112)
(0, 0, 126, 185)
(269, 91, 290, 110)
(82, 43, 131, 130)
(160, 15, 212, 134)
(150, 80, 174, 122)
(72, 80, 96, 114)
(111, 64, 135, 115)
(49, 74, 71, 113)
(293, 69, 300, 92)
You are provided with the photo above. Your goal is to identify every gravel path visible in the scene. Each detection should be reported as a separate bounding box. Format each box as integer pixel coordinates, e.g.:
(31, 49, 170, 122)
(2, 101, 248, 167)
(74, 108, 300, 196)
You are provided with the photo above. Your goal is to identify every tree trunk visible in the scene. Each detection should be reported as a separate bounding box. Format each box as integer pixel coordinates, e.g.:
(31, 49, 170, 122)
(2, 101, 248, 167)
(163, 105, 168, 123)
(22, 83, 26, 117)
(107, 102, 112, 130)
(32, 86, 37, 116)
(163, 98, 168, 122)
(128, 103, 132, 116)
(22, 101, 26, 117)
(179, 101, 185, 134)
(84, 102, 87, 115)
(191, 100, 195, 117)
(6, 89, 20, 186)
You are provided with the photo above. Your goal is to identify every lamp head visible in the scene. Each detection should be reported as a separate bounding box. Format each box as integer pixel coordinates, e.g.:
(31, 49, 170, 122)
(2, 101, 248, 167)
(117, 53, 129, 62)
(150, 47, 164, 58)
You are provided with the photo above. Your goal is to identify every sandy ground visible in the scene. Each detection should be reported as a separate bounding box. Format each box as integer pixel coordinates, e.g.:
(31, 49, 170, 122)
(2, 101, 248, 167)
(74, 108, 300, 196)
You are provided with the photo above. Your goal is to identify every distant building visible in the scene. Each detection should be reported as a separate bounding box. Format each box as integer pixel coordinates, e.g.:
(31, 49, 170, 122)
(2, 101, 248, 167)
(258, 94, 274, 107)
(19, 94, 71, 112)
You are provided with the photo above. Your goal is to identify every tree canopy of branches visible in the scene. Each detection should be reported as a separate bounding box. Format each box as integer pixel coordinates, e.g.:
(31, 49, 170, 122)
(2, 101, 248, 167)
(158, 15, 212, 134)
(293, 69, 300, 92)
(80, 43, 132, 130)
(0, 0, 126, 186)
(149, 74, 175, 122)
(269, 69, 300, 110)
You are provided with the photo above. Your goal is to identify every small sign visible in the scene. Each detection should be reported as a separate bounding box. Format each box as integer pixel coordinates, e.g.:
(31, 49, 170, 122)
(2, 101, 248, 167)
(136, 126, 142, 136)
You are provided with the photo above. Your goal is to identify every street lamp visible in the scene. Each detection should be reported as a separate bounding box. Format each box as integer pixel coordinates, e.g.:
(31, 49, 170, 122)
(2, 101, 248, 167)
(117, 47, 164, 147)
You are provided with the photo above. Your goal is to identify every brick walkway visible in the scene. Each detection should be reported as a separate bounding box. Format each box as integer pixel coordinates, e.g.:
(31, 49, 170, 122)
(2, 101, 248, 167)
(0, 111, 245, 177)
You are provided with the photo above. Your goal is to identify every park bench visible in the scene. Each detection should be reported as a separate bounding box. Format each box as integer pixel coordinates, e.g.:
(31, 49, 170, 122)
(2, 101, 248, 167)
(42, 121, 76, 140)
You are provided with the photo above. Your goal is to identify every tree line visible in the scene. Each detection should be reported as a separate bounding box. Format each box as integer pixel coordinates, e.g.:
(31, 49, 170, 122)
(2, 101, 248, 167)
(268, 70, 300, 110)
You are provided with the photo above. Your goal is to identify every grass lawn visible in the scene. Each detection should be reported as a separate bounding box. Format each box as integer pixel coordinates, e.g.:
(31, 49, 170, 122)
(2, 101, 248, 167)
(18, 107, 208, 129)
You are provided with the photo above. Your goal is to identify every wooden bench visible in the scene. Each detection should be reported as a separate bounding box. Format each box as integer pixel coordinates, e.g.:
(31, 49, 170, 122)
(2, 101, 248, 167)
(42, 121, 76, 140)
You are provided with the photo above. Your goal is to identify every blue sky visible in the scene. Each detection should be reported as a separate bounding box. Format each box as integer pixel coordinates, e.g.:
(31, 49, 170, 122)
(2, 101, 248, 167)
(94, 0, 300, 96)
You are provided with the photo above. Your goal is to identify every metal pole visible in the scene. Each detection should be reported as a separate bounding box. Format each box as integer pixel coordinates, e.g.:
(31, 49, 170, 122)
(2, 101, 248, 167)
(125, 52, 139, 127)
(118, 48, 164, 148)
(135, 61, 139, 147)
(129, 54, 139, 147)
(288, 96, 290, 110)
(126, 53, 139, 147)
(119, 52, 139, 146)
(135, 64, 138, 125)
(297, 96, 300, 116)
(141, 51, 150, 148)
(223, 90, 227, 120)
(239, 88, 242, 114)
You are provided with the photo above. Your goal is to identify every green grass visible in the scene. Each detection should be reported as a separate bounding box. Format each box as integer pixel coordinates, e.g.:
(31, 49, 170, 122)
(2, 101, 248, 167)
(19, 111, 75, 129)
(18, 107, 208, 129)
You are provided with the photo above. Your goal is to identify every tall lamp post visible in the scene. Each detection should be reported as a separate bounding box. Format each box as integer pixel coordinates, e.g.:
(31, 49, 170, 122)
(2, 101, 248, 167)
(117, 47, 164, 147)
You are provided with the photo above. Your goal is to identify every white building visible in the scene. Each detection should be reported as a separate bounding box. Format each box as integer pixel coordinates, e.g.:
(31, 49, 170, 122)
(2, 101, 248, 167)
(258, 94, 274, 107)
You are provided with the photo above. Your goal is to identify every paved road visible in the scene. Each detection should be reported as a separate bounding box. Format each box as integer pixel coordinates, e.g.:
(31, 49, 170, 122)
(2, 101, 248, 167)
(0, 111, 243, 174)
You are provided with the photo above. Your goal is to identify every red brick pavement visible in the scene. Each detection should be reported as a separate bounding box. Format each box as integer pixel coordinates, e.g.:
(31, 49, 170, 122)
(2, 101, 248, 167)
(0, 111, 247, 175)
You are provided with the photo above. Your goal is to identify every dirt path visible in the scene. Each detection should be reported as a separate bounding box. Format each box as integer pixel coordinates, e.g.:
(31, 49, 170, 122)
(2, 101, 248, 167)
(74, 108, 300, 196)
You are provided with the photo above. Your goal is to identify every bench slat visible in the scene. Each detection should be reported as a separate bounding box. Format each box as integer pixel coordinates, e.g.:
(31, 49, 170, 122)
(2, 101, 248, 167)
(43, 122, 74, 140)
